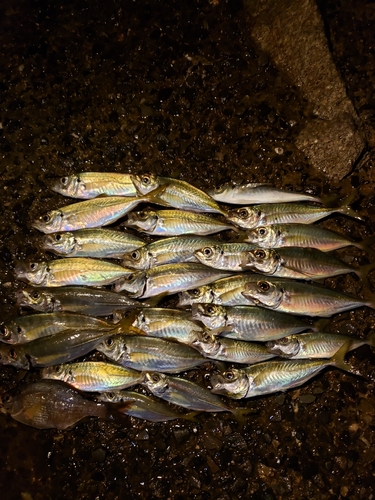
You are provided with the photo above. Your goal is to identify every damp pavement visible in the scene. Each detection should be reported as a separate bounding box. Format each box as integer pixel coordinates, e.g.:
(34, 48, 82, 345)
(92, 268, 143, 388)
(0, 1, 374, 498)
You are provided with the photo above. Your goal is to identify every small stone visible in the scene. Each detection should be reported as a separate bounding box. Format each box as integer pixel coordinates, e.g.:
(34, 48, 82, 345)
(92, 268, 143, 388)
(299, 394, 316, 404)
(137, 430, 149, 440)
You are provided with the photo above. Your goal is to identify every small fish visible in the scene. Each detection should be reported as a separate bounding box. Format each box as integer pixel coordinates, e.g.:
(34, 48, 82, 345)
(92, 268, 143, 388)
(96, 335, 206, 373)
(41, 229, 145, 259)
(244, 223, 370, 252)
(190, 330, 275, 364)
(227, 203, 361, 230)
(131, 173, 226, 214)
(142, 372, 233, 412)
(241, 278, 375, 317)
(132, 308, 203, 344)
(114, 263, 234, 297)
(0, 343, 30, 369)
(125, 209, 235, 236)
(0, 380, 129, 429)
(210, 341, 353, 399)
(266, 331, 375, 359)
(0, 312, 112, 344)
(51, 172, 137, 199)
(97, 390, 193, 422)
(17, 286, 144, 316)
(122, 235, 218, 270)
(32, 192, 162, 234)
(243, 247, 374, 280)
(191, 304, 314, 341)
(42, 361, 144, 392)
(194, 242, 258, 271)
(15, 258, 134, 287)
(208, 182, 321, 205)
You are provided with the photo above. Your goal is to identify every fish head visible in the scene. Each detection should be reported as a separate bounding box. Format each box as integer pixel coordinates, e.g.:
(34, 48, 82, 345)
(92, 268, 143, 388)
(207, 183, 231, 202)
(114, 271, 146, 296)
(96, 391, 123, 404)
(0, 344, 30, 369)
(242, 280, 284, 309)
(122, 247, 150, 270)
(126, 210, 158, 232)
(190, 330, 220, 357)
(210, 369, 249, 399)
(16, 288, 58, 312)
(96, 336, 125, 363)
(132, 310, 150, 333)
(244, 248, 280, 274)
(41, 232, 76, 255)
(265, 336, 301, 357)
(0, 321, 25, 345)
(191, 303, 226, 330)
(41, 364, 69, 382)
(177, 286, 213, 307)
(14, 261, 49, 286)
(32, 210, 65, 234)
(246, 226, 280, 247)
(130, 173, 160, 195)
(142, 372, 169, 396)
(227, 206, 259, 229)
(51, 175, 85, 198)
(194, 245, 225, 269)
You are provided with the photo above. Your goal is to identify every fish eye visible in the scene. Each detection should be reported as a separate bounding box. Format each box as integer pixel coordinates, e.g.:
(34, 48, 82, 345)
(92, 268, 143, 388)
(258, 281, 270, 291)
(257, 211, 262, 217)
(32, 291, 40, 299)
(9, 348, 17, 359)
(105, 338, 114, 347)
(151, 373, 161, 382)
(42, 214, 51, 223)
(202, 332, 212, 342)
(16, 325, 23, 334)
(54, 365, 62, 372)
(141, 175, 151, 185)
(258, 227, 267, 236)
(126, 274, 134, 281)
(138, 211, 149, 220)
(0, 326, 9, 339)
(131, 250, 140, 261)
(2, 394, 11, 403)
(189, 289, 201, 297)
(107, 392, 115, 399)
(238, 209, 249, 219)
(76, 176, 81, 183)
(202, 247, 213, 257)
(224, 371, 235, 381)
(254, 250, 266, 259)
(30, 263, 38, 271)
(61, 177, 68, 186)
(55, 234, 62, 241)
(206, 305, 215, 314)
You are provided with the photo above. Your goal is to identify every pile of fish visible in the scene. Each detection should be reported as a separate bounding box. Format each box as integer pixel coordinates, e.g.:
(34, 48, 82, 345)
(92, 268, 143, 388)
(1, 172, 374, 429)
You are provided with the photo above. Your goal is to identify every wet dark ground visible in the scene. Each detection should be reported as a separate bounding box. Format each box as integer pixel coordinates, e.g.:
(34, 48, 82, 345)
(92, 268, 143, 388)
(0, 0, 375, 498)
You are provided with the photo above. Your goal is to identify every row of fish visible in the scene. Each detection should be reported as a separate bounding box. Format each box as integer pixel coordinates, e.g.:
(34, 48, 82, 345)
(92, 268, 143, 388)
(1, 172, 374, 429)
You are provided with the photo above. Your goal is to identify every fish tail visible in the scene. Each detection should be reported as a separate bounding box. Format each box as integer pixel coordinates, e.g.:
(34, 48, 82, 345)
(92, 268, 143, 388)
(181, 411, 201, 423)
(311, 317, 331, 332)
(330, 340, 360, 376)
(116, 311, 146, 335)
(357, 235, 375, 259)
(338, 205, 364, 222)
(230, 406, 259, 427)
(355, 261, 375, 290)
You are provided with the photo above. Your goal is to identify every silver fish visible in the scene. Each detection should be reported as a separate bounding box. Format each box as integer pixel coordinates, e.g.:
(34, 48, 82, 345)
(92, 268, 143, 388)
(210, 341, 352, 399)
(194, 242, 258, 271)
(241, 278, 375, 317)
(122, 235, 218, 270)
(15, 258, 134, 287)
(51, 172, 137, 199)
(208, 182, 321, 204)
(96, 335, 206, 373)
(244, 223, 368, 252)
(190, 330, 275, 364)
(266, 331, 375, 359)
(192, 304, 314, 341)
(131, 173, 226, 214)
(227, 203, 360, 230)
(42, 361, 144, 392)
(114, 262, 234, 297)
(17, 286, 144, 316)
(41, 229, 145, 259)
(125, 209, 235, 236)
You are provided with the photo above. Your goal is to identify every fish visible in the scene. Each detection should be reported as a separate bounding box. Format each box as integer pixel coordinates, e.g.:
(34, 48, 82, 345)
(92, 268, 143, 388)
(114, 262, 234, 297)
(177, 273, 274, 307)
(142, 372, 233, 412)
(130, 173, 226, 214)
(40, 229, 145, 259)
(242, 247, 374, 280)
(266, 331, 375, 359)
(97, 390, 193, 422)
(0, 312, 112, 344)
(15, 258, 134, 287)
(208, 182, 321, 205)
(210, 341, 353, 399)
(226, 203, 361, 230)
(191, 304, 315, 341)
(241, 278, 375, 317)
(51, 172, 137, 199)
(0, 380, 130, 429)
(132, 308, 203, 344)
(190, 330, 275, 364)
(96, 335, 206, 373)
(244, 223, 371, 252)
(42, 361, 144, 392)
(16, 286, 145, 316)
(194, 242, 258, 271)
(122, 235, 218, 270)
(32, 192, 163, 234)
(125, 209, 235, 236)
